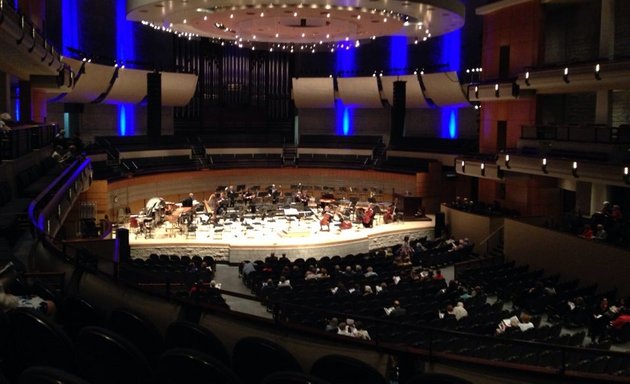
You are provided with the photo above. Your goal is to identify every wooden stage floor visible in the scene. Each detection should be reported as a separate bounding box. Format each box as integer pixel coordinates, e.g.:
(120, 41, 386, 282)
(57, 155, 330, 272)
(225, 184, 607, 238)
(127, 214, 435, 263)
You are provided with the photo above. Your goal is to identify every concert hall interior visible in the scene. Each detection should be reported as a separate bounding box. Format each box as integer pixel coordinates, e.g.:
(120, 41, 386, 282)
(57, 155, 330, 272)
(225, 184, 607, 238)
(1, 1, 630, 383)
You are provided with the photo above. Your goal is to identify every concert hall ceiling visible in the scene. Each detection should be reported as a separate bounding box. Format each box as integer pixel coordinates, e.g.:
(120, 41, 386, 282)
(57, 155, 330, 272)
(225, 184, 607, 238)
(126, 0, 465, 50)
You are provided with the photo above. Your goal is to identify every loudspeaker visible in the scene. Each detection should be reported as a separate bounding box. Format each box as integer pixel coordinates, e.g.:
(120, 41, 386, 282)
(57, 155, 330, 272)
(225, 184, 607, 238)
(390, 81, 406, 145)
(116, 228, 130, 263)
(147, 72, 162, 137)
(434, 212, 445, 238)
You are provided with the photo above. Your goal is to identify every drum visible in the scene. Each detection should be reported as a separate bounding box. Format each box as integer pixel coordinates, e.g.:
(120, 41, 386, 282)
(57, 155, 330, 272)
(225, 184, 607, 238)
(130, 215, 139, 228)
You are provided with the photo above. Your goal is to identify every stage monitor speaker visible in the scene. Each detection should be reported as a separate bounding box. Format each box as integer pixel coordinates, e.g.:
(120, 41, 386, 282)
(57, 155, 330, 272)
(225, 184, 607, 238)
(434, 211, 445, 238)
(116, 228, 130, 263)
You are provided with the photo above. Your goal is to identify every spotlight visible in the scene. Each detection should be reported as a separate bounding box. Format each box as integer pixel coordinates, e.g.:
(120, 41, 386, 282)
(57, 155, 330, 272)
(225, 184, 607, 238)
(505, 154, 511, 169)
(480, 163, 485, 176)
(563, 67, 570, 84)
(595, 63, 601, 80)
(494, 83, 500, 98)
(572, 161, 578, 178)
(524, 71, 530, 86)
(541, 158, 548, 174)
(474, 86, 479, 98)
(461, 160, 465, 173)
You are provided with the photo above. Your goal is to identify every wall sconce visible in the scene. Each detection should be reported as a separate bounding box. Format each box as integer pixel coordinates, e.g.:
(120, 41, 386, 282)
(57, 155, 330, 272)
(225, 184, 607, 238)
(505, 154, 511, 169)
(474, 86, 479, 98)
(624, 166, 629, 184)
(594, 64, 601, 80)
(524, 71, 530, 86)
(563, 67, 570, 84)
(541, 158, 548, 174)
(572, 161, 578, 178)
(461, 160, 466, 173)
(494, 83, 500, 97)
(480, 162, 485, 176)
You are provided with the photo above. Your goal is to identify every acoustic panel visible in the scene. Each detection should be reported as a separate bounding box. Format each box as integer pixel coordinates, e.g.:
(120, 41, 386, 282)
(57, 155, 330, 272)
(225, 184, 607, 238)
(57, 58, 116, 103)
(421, 71, 470, 108)
(337, 77, 383, 108)
(103, 67, 150, 104)
(380, 75, 429, 108)
(161, 72, 198, 106)
(292, 77, 335, 109)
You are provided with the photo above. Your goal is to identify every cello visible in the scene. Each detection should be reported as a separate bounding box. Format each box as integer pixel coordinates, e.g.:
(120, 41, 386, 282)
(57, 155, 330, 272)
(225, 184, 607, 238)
(320, 206, 333, 231)
(362, 205, 374, 228)
(383, 198, 398, 224)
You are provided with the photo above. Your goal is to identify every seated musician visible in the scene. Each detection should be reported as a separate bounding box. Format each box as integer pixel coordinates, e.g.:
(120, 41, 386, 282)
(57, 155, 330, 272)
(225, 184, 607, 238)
(362, 204, 375, 228)
(181, 192, 195, 208)
(269, 184, 280, 204)
(243, 188, 257, 213)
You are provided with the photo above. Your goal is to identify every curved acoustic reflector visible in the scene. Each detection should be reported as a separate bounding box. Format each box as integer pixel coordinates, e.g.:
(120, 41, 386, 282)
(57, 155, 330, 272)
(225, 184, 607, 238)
(380, 75, 430, 108)
(292, 77, 335, 109)
(161, 72, 198, 107)
(337, 77, 382, 108)
(103, 68, 150, 104)
(56, 58, 116, 103)
(421, 71, 470, 108)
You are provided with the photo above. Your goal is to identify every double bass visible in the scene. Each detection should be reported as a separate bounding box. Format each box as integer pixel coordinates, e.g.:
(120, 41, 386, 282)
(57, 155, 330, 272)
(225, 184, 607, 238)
(362, 205, 374, 228)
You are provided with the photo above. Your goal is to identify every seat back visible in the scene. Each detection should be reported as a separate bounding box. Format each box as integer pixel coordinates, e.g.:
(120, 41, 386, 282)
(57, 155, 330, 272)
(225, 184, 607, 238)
(232, 337, 302, 384)
(261, 371, 332, 384)
(75, 326, 153, 384)
(165, 320, 230, 364)
(108, 307, 164, 363)
(7, 308, 75, 376)
(157, 348, 241, 384)
(310, 354, 387, 384)
(18, 366, 92, 384)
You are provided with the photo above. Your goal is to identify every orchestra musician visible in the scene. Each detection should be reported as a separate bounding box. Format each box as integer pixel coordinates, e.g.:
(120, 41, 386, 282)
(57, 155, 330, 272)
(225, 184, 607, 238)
(181, 193, 195, 208)
(383, 198, 398, 224)
(362, 204, 375, 228)
(320, 205, 333, 231)
(243, 188, 257, 213)
(269, 184, 281, 204)
(226, 185, 237, 208)
(295, 190, 308, 211)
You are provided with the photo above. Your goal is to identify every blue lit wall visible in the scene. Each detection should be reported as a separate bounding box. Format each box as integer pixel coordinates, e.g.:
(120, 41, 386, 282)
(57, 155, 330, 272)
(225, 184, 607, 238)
(116, 0, 136, 136)
(335, 47, 355, 136)
(439, 30, 461, 139)
(389, 36, 408, 75)
(61, 0, 79, 56)
(14, 86, 20, 121)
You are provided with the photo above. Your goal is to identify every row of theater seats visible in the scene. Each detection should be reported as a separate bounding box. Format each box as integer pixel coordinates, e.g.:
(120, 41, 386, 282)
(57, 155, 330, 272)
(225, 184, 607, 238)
(0, 302, 474, 384)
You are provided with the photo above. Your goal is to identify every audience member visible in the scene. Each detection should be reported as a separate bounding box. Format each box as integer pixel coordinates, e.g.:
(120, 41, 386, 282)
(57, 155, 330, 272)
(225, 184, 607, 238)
(384, 300, 407, 317)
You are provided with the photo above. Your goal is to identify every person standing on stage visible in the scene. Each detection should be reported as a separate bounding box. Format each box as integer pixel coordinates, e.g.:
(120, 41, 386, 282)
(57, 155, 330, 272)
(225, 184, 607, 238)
(243, 188, 257, 213)
(269, 184, 280, 204)
(182, 193, 195, 208)
(226, 185, 237, 208)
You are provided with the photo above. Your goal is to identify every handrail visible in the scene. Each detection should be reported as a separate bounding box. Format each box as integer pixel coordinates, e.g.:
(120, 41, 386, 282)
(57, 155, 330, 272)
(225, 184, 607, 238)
(478, 224, 504, 254)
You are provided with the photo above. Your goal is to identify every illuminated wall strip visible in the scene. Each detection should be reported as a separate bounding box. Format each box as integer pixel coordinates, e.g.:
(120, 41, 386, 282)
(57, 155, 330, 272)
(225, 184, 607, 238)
(335, 47, 355, 136)
(61, 0, 79, 57)
(439, 30, 461, 139)
(116, 0, 137, 136)
(389, 36, 408, 75)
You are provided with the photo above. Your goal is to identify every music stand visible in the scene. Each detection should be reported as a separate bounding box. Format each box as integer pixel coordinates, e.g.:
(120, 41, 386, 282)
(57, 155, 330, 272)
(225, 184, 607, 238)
(251, 185, 260, 191)
(237, 184, 246, 192)
(216, 186, 226, 192)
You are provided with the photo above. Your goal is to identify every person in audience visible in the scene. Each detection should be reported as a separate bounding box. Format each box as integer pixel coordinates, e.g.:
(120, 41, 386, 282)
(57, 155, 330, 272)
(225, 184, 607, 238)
(496, 315, 521, 335)
(364, 266, 378, 278)
(324, 317, 339, 333)
(452, 302, 468, 320)
(384, 300, 407, 317)
(433, 269, 445, 281)
(590, 297, 612, 343)
(611, 204, 623, 221)
(277, 275, 292, 289)
(439, 304, 456, 320)
(337, 321, 352, 336)
(578, 224, 593, 239)
(348, 319, 371, 340)
(517, 312, 535, 331)
(363, 285, 374, 297)
(594, 224, 608, 241)
(241, 260, 256, 277)
(0, 284, 56, 316)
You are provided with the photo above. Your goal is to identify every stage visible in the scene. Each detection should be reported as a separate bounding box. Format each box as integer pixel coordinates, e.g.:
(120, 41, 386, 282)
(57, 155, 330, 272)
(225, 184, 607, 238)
(126, 213, 435, 263)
